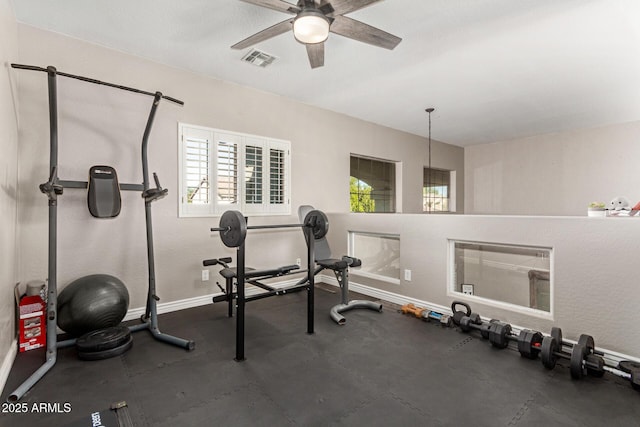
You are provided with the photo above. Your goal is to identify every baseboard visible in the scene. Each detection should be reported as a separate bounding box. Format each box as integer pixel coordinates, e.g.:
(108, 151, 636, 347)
(0, 339, 18, 397)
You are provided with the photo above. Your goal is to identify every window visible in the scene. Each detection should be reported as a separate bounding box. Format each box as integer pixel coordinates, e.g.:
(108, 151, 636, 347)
(423, 168, 451, 212)
(350, 155, 396, 213)
(449, 240, 553, 317)
(349, 232, 400, 284)
(179, 124, 290, 217)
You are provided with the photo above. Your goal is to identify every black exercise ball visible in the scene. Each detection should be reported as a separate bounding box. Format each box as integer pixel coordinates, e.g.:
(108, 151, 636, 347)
(57, 274, 129, 336)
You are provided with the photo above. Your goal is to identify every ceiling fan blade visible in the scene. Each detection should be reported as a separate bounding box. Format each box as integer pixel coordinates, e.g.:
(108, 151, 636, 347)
(330, 15, 401, 50)
(238, 0, 300, 14)
(306, 43, 325, 68)
(231, 18, 294, 50)
(324, 0, 382, 16)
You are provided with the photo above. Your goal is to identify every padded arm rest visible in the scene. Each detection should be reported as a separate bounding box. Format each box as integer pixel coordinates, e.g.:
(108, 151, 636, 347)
(317, 259, 349, 270)
(342, 256, 362, 268)
(203, 256, 233, 267)
(245, 264, 300, 279)
(220, 267, 255, 279)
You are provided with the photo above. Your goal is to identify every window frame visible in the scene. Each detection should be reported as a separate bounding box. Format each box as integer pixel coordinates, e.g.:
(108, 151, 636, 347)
(447, 239, 554, 319)
(423, 167, 456, 213)
(349, 154, 398, 213)
(178, 123, 291, 217)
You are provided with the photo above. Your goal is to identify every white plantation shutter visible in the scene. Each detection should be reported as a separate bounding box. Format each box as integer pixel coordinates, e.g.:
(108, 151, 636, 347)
(179, 123, 290, 217)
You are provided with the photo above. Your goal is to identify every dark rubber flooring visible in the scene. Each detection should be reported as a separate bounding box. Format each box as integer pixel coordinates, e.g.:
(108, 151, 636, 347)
(2, 286, 639, 426)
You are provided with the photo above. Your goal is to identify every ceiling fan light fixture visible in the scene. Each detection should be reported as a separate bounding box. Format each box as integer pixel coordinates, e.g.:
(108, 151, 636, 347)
(293, 10, 330, 44)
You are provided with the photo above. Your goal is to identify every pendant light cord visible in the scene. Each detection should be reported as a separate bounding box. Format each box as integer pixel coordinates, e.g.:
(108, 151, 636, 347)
(426, 108, 434, 213)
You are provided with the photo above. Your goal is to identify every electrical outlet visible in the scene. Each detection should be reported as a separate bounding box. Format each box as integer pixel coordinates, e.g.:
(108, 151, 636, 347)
(202, 270, 209, 282)
(296, 258, 301, 267)
(404, 269, 411, 281)
(462, 284, 474, 295)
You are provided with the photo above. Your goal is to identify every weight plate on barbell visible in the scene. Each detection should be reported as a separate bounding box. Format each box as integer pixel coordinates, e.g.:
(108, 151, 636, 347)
(219, 210, 247, 248)
(541, 336, 559, 370)
(585, 354, 605, 378)
(570, 343, 587, 379)
(618, 360, 640, 374)
(577, 334, 595, 355)
(518, 330, 543, 360)
(550, 326, 563, 347)
(304, 209, 329, 239)
(489, 322, 511, 349)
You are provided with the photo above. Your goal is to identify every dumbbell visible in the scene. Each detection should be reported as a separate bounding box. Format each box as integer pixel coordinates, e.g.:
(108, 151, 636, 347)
(540, 335, 603, 379)
(400, 304, 452, 327)
(459, 316, 543, 358)
(550, 327, 605, 357)
(546, 327, 608, 379)
(458, 313, 493, 339)
(424, 310, 453, 327)
(486, 322, 543, 359)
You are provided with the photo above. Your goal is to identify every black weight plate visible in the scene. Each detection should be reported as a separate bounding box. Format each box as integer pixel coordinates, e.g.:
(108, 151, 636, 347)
(577, 334, 595, 354)
(570, 343, 587, 379)
(489, 322, 511, 349)
(530, 331, 543, 358)
(550, 326, 563, 347)
(541, 336, 558, 370)
(518, 330, 542, 359)
(76, 326, 131, 353)
(78, 336, 133, 361)
(585, 354, 605, 378)
(303, 210, 329, 239)
(459, 316, 472, 332)
(618, 360, 640, 374)
(219, 210, 247, 248)
(469, 313, 482, 324)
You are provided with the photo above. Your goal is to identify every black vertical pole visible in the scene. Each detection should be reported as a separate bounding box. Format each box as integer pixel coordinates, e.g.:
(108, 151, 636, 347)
(45, 66, 59, 356)
(235, 240, 246, 361)
(138, 93, 194, 350)
(306, 226, 315, 334)
(141, 93, 161, 322)
(7, 66, 60, 402)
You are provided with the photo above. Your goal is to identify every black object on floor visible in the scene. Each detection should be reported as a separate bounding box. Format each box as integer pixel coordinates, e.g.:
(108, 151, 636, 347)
(3, 287, 640, 427)
(64, 401, 134, 427)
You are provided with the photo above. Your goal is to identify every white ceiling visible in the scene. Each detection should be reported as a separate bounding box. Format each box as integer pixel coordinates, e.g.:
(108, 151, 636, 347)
(10, 0, 640, 146)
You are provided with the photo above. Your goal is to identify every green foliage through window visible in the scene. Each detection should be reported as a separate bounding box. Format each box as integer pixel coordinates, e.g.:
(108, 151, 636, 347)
(350, 176, 375, 212)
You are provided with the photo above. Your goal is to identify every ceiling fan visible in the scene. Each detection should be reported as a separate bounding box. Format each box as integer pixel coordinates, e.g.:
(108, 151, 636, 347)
(232, 0, 402, 69)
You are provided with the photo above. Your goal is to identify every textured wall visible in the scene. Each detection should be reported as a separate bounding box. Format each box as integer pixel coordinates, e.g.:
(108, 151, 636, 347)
(328, 212, 640, 357)
(464, 121, 640, 215)
(14, 25, 464, 312)
(0, 0, 19, 377)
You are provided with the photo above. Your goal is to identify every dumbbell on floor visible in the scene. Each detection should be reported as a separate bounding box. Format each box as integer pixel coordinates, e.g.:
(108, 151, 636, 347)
(400, 304, 452, 327)
(459, 315, 543, 359)
(540, 335, 602, 379)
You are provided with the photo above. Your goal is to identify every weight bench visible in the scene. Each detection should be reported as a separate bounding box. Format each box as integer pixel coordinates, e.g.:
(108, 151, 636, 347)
(298, 205, 382, 325)
(204, 257, 302, 317)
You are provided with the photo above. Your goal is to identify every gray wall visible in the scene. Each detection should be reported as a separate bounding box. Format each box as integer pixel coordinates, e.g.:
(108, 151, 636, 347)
(327, 213, 640, 357)
(0, 0, 19, 378)
(465, 121, 640, 215)
(14, 25, 464, 315)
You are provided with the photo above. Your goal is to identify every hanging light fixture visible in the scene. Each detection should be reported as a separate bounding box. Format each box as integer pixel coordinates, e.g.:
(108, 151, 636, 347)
(425, 108, 435, 213)
(293, 8, 330, 44)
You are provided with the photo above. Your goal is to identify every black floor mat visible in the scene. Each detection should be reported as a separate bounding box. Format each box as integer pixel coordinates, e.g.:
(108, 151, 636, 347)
(2, 287, 639, 427)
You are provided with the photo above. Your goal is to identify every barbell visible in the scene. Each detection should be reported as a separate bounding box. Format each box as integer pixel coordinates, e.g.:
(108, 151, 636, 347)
(211, 209, 329, 248)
